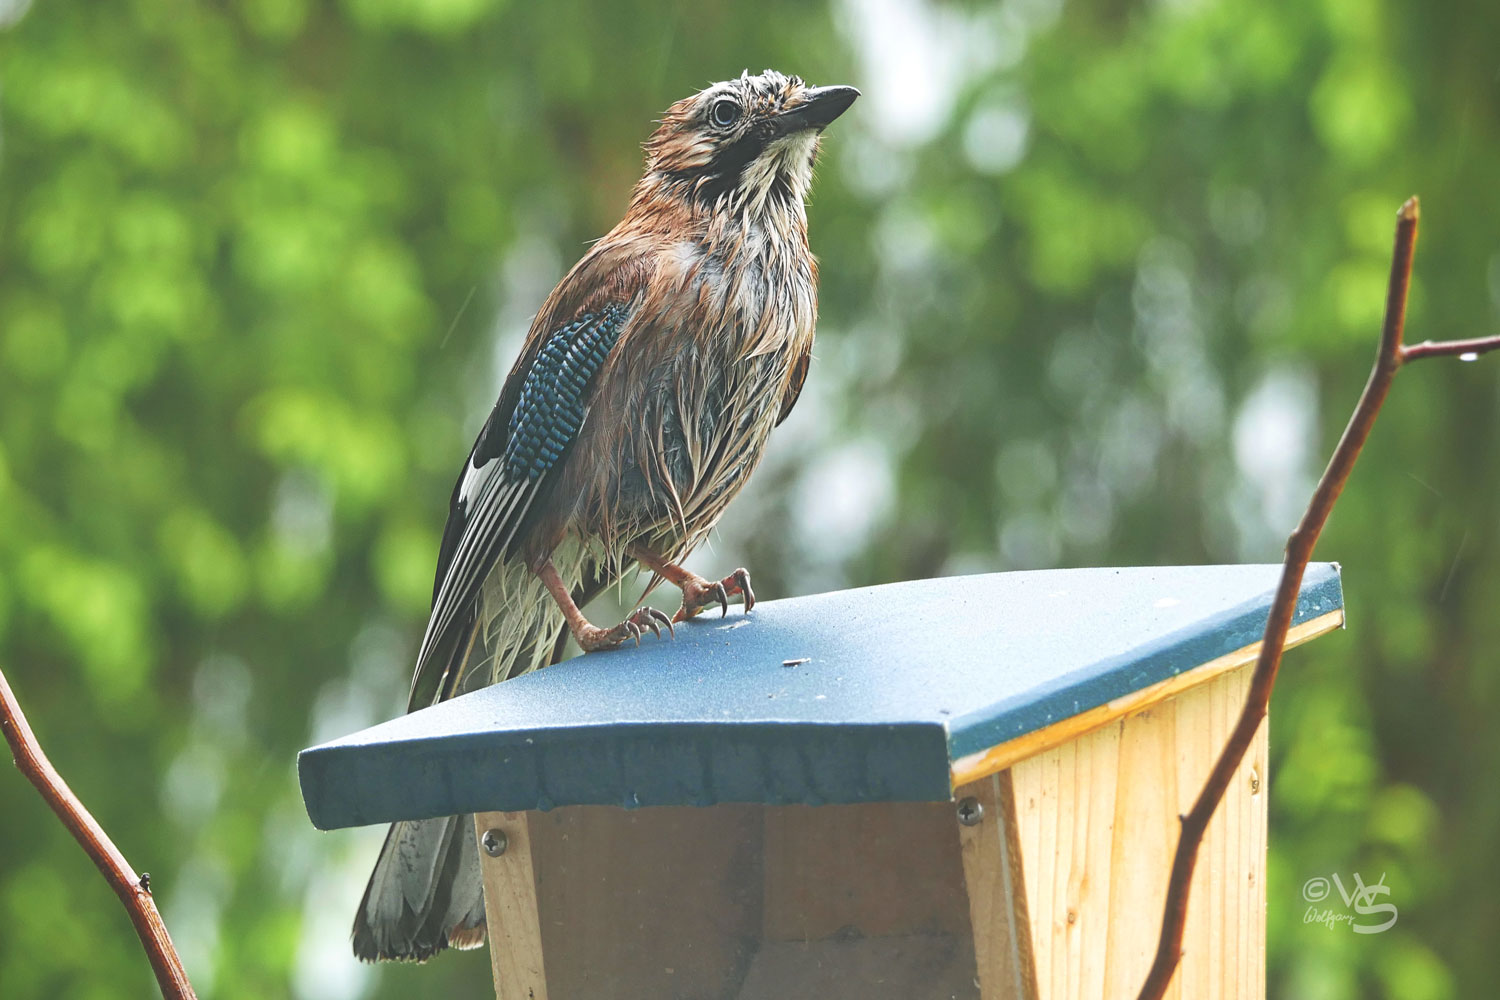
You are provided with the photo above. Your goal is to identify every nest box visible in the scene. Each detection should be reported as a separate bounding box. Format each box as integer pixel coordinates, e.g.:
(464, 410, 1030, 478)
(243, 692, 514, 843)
(300, 563, 1344, 999)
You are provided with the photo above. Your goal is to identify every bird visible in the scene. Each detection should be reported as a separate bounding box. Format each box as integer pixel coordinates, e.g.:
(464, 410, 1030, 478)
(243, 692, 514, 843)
(351, 69, 858, 963)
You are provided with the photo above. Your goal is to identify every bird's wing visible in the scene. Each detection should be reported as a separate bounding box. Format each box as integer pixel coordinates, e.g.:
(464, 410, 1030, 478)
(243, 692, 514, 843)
(776, 344, 813, 426)
(406, 296, 637, 711)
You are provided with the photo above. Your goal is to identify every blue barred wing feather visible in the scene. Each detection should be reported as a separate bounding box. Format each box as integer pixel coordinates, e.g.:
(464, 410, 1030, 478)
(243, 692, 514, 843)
(406, 302, 631, 711)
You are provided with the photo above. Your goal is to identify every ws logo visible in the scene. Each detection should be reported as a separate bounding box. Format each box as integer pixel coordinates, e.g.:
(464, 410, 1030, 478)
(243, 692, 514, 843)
(1301, 872, 1398, 934)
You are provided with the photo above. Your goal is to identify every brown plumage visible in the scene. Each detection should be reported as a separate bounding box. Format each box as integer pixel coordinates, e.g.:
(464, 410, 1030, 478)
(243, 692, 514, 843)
(352, 69, 857, 963)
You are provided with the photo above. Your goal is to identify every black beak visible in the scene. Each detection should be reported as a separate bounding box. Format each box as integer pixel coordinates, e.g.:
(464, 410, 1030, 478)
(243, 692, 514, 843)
(774, 85, 860, 135)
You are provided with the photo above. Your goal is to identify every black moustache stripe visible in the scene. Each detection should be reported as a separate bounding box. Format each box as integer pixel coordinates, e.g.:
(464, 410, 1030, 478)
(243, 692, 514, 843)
(665, 120, 783, 206)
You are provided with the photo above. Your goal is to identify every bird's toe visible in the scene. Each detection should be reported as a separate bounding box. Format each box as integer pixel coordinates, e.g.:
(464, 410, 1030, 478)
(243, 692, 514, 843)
(675, 569, 754, 621)
(725, 568, 755, 612)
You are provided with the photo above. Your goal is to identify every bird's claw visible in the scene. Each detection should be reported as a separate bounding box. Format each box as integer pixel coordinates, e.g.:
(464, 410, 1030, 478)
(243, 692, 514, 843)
(708, 581, 730, 617)
(578, 606, 675, 651)
(629, 605, 675, 641)
(726, 568, 756, 613)
(674, 568, 755, 622)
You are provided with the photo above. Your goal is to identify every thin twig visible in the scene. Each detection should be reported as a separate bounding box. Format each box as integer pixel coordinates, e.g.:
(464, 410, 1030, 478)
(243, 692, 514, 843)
(1136, 197, 1500, 999)
(1401, 335, 1500, 362)
(0, 666, 197, 999)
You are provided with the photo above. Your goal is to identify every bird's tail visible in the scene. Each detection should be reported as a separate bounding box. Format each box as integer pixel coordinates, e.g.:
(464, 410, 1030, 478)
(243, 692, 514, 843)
(350, 552, 606, 962)
(350, 606, 501, 963)
(351, 621, 556, 962)
(351, 813, 486, 962)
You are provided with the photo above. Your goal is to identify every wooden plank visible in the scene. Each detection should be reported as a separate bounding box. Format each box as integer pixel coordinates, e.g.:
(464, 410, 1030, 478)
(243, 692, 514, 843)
(951, 608, 1336, 788)
(525, 804, 763, 1000)
(1008, 662, 1268, 1000)
(1100, 690, 1174, 996)
(736, 937, 980, 999)
(486, 801, 989, 999)
(955, 771, 1040, 1000)
(761, 802, 972, 942)
(474, 811, 547, 1000)
(1166, 664, 1267, 1000)
(1011, 721, 1124, 1000)
(754, 801, 981, 999)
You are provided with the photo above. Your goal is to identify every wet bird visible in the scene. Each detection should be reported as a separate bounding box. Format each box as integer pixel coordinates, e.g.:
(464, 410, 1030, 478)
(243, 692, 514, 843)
(352, 70, 858, 962)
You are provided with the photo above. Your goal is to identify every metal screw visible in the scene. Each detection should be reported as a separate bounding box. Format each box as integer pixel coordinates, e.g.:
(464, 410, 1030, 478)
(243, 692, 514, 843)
(1249, 768, 1262, 796)
(957, 796, 984, 826)
(481, 828, 508, 857)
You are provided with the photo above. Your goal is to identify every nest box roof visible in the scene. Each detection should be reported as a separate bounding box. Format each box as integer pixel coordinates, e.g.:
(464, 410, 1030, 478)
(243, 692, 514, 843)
(299, 563, 1343, 829)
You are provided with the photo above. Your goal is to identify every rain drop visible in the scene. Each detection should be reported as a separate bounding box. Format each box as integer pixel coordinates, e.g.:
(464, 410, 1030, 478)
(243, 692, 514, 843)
(1459, 352, 1479, 362)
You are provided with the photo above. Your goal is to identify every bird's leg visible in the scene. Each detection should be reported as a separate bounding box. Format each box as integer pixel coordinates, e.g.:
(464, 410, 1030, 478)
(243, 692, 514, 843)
(629, 545, 756, 623)
(534, 558, 673, 652)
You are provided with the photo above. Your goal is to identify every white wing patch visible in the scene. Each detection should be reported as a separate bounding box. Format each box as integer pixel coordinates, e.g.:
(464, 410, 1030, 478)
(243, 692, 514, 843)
(457, 453, 496, 509)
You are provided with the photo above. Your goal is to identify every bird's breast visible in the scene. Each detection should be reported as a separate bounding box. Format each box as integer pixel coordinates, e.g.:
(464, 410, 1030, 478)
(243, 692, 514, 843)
(560, 225, 816, 554)
(662, 226, 814, 360)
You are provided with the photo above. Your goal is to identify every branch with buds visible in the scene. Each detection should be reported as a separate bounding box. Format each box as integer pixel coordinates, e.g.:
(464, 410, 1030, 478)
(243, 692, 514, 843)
(0, 667, 197, 999)
(1135, 197, 1500, 1000)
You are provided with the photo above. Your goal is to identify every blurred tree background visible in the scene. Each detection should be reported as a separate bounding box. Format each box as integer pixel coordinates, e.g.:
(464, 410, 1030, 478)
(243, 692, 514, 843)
(1, 0, 1496, 996)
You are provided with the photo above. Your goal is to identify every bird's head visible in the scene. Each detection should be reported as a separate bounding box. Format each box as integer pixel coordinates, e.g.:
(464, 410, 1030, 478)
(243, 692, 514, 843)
(642, 70, 859, 215)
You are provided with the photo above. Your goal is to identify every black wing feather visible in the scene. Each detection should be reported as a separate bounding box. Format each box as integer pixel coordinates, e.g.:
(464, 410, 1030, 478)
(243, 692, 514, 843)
(777, 347, 812, 426)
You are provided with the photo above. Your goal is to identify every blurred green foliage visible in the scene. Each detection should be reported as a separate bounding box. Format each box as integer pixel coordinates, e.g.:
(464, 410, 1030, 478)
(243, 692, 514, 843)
(1, 0, 1497, 997)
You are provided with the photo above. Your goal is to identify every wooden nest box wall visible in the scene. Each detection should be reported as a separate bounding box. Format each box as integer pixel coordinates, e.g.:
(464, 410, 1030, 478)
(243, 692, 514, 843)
(300, 564, 1344, 999)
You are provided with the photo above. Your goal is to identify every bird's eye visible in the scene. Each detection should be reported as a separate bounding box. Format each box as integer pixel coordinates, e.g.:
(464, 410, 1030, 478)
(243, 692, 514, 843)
(710, 99, 741, 129)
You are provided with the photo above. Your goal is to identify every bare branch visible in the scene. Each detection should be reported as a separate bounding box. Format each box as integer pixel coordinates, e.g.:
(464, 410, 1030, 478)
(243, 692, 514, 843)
(1135, 195, 1490, 999)
(0, 667, 197, 999)
(1401, 334, 1500, 362)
